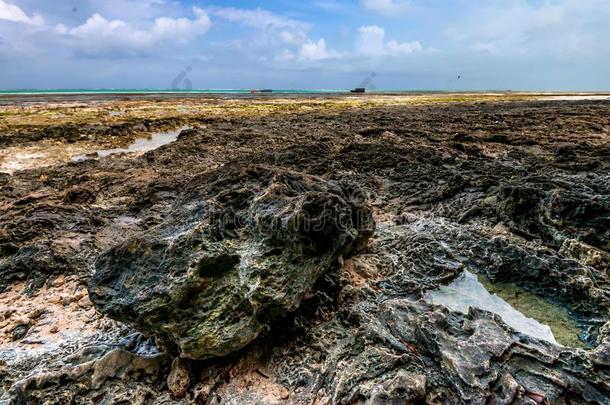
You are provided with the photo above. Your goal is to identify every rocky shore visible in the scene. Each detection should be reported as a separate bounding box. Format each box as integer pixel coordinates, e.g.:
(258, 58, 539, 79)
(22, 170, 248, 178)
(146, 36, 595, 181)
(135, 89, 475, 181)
(0, 95, 608, 404)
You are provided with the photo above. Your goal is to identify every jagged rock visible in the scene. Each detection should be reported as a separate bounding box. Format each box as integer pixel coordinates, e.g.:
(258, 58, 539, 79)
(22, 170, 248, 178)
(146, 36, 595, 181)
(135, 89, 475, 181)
(496, 186, 610, 250)
(9, 347, 170, 403)
(367, 371, 426, 405)
(1, 99, 609, 403)
(11, 324, 28, 341)
(555, 144, 577, 162)
(167, 358, 190, 398)
(560, 238, 610, 274)
(89, 165, 374, 360)
(370, 299, 608, 404)
(467, 234, 610, 316)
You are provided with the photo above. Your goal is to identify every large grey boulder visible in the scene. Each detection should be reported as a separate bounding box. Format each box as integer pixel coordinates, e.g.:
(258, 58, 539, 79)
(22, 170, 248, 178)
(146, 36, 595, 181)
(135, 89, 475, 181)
(89, 165, 374, 359)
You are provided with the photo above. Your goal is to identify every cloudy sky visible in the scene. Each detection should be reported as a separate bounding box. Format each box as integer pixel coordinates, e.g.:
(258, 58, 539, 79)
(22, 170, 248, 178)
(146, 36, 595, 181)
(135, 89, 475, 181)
(1, 0, 609, 90)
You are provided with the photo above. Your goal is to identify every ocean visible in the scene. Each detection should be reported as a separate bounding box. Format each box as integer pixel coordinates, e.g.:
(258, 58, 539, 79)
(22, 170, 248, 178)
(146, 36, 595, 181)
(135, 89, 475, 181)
(0, 89, 348, 95)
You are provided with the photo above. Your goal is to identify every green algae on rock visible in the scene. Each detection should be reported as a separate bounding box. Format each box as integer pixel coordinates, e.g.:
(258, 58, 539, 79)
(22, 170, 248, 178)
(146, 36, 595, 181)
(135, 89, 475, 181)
(426, 270, 587, 348)
(480, 276, 588, 348)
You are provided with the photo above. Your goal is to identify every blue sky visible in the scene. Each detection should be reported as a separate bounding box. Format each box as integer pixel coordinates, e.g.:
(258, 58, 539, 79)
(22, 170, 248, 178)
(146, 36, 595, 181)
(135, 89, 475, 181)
(1, 0, 609, 90)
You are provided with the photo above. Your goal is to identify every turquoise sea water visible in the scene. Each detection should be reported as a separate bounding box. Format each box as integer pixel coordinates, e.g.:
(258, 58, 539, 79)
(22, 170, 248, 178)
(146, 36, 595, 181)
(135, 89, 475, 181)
(0, 89, 349, 95)
(0, 89, 494, 96)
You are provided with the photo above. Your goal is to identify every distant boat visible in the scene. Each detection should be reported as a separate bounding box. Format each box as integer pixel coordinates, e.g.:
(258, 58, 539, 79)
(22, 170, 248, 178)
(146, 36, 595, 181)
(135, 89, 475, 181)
(250, 89, 273, 93)
(350, 88, 366, 93)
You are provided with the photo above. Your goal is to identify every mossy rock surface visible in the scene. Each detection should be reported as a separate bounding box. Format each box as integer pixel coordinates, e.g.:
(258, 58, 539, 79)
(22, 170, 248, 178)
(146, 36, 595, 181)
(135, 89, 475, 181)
(89, 164, 374, 359)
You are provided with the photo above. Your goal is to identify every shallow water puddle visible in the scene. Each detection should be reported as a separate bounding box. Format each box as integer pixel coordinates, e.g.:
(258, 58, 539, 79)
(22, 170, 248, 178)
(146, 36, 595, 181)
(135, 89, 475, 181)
(0, 151, 46, 173)
(0, 143, 88, 174)
(538, 95, 610, 101)
(0, 127, 187, 173)
(72, 127, 188, 161)
(425, 271, 585, 347)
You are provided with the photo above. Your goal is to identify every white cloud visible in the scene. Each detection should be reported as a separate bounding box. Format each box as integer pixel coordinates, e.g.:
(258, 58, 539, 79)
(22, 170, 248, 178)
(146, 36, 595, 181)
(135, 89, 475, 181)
(357, 25, 421, 56)
(386, 39, 422, 54)
(54, 7, 210, 55)
(279, 30, 308, 46)
(449, 3, 563, 54)
(298, 38, 340, 61)
(361, 0, 411, 15)
(275, 49, 296, 62)
(0, 0, 43, 25)
(208, 6, 340, 64)
(87, 0, 170, 21)
(357, 25, 385, 55)
(448, 0, 610, 56)
(208, 7, 308, 30)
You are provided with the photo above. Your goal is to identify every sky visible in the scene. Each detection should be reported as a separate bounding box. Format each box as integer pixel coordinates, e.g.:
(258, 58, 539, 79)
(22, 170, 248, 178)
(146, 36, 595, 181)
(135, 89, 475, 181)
(0, 0, 609, 90)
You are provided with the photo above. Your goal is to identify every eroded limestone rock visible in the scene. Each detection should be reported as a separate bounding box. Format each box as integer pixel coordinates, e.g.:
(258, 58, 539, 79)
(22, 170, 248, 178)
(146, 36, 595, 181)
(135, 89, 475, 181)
(89, 165, 374, 360)
(9, 347, 169, 403)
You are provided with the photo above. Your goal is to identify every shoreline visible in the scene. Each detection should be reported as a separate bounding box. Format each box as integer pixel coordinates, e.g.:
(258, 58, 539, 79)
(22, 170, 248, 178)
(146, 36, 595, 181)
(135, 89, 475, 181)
(1, 90, 610, 104)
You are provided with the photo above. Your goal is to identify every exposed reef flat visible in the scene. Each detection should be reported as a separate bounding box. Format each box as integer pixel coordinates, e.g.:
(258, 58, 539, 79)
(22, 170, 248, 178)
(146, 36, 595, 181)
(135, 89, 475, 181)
(0, 93, 609, 403)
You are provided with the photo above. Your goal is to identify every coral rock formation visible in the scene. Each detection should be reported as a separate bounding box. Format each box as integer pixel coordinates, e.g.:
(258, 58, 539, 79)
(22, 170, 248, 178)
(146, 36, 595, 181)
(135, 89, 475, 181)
(89, 166, 374, 359)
